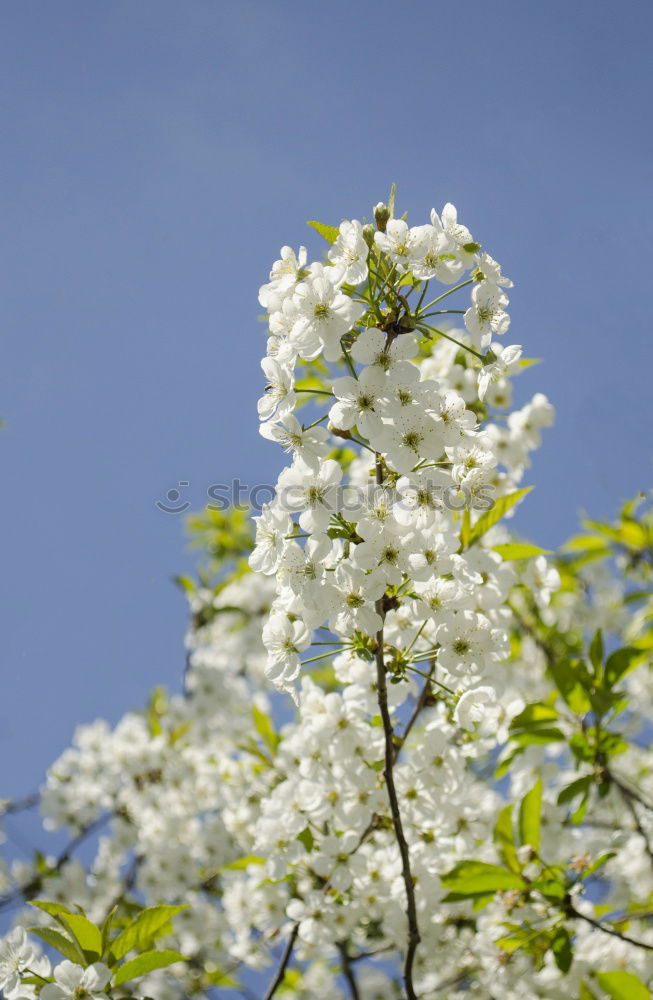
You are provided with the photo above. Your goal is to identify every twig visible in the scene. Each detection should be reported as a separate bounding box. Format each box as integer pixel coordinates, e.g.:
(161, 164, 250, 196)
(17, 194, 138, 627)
(610, 771, 653, 814)
(262, 923, 299, 1000)
(1, 792, 40, 815)
(0, 812, 111, 912)
(100, 853, 141, 922)
(569, 905, 653, 952)
(394, 662, 435, 763)
(337, 942, 361, 1000)
(613, 778, 653, 865)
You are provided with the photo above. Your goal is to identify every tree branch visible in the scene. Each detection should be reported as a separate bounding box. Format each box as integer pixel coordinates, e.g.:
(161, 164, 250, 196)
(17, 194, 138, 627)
(617, 783, 653, 865)
(374, 454, 421, 1000)
(262, 923, 299, 1000)
(394, 662, 435, 763)
(0, 812, 111, 913)
(1, 792, 40, 815)
(337, 942, 361, 1000)
(569, 905, 653, 953)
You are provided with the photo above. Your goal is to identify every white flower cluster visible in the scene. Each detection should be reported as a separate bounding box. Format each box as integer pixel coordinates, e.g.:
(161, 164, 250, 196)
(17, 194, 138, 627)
(3, 198, 653, 1000)
(254, 203, 551, 704)
(8, 546, 653, 999)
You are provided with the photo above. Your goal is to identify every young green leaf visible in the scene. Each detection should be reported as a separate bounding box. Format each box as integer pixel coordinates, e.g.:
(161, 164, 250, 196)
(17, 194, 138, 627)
(100, 906, 117, 961)
(29, 926, 83, 964)
(219, 855, 265, 873)
(492, 543, 552, 560)
(604, 647, 642, 688)
(518, 779, 542, 853)
(463, 487, 532, 548)
(595, 970, 651, 1000)
(110, 905, 189, 961)
(56, 913, 102, 958)
(112, 950, 185, 987)
(583, 851, 616, 878)
(387, 183, 396, 219)
(589, 629, 604, 675)
(460, 506, 471, 549)
(551, 926, 573, 972)
(557, 775, 593, 807)
(307, 221, 339, 245)
(28, 901, 73, 918)
(548, 660, 592, 715)
(252, 705, 279, 753)
(441, 860, 524, 898)
(493, 804, 520, 873)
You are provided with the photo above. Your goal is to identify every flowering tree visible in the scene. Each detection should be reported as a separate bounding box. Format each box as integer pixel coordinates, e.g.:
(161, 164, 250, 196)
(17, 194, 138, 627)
(2, 192, 653, 1000)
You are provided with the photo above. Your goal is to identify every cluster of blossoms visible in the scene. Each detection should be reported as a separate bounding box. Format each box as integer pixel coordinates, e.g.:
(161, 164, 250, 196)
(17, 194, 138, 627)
(254, 199, 550, 711)
(2, 198, 653, 1000)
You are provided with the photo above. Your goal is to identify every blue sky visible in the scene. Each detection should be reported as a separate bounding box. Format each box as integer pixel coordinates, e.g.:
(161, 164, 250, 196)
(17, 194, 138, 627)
(1, 0, 652, 804)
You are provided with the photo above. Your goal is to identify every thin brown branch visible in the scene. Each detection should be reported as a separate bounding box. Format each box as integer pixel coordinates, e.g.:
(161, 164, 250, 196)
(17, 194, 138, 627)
(608, 775, 653, 867)
(611, 771, 653, 814)
(1, 792, 40, 815)
(374, 453, 421, 1000)
(569, 905, 653, 953)
(0, 812, 112, 912)
(262, 923, 299, 1000)
(394, 661, 435, 763)
(100, 853, 141, 922)
(337, 942, 361, 1000)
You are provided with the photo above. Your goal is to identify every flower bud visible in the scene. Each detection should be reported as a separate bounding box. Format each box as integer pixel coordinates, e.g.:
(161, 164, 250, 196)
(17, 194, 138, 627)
(374, 202, 391, 232)
(362, 223, 376, 247)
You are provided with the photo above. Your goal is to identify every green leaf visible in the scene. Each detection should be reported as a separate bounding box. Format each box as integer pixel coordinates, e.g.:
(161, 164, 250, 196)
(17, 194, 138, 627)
(551, 926, 573, 972)
(100, 906, 117, 961)
(530, 878, 566, 901)
(464, 488, 533, 547)
(558, 775, 593, 806)
(509, 704, 565, 748)
(583, 851, 616, 878)
(589, 629, 604, 675)
(579, 982, 598, 1000)
(512, 728, 566, 747)
(29, 927, 82, 964)
(220, 855, 265, 873)
(307, 220, 339, 245)
(492, 543, 552, 560)
(563, 533, 611, 554)
(549, 659, 592, 715)
(518, 779, 542, 853)
(604, 647, 642, 687)
(595, 970, 651, 999)
(29, 901, 73, 918)
(441, 860, 524, 898)
(57, 913, 102, 957)
(519, 357, 542, 369)
(493, 804, 520, 873)
(173, 574, 196, 594)
(387, 182, 396, 219)
(252, 705, 279, 753)
(510, 703, 560, 728)
(110, 906, 189, 961)
(113, 950, 185, 987)
(296, 827, 315, 852)
(460, 507, 471, 549)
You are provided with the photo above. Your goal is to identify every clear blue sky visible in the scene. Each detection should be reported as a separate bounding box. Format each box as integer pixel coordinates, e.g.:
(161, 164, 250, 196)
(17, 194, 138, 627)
(1, 0, 652, 801)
